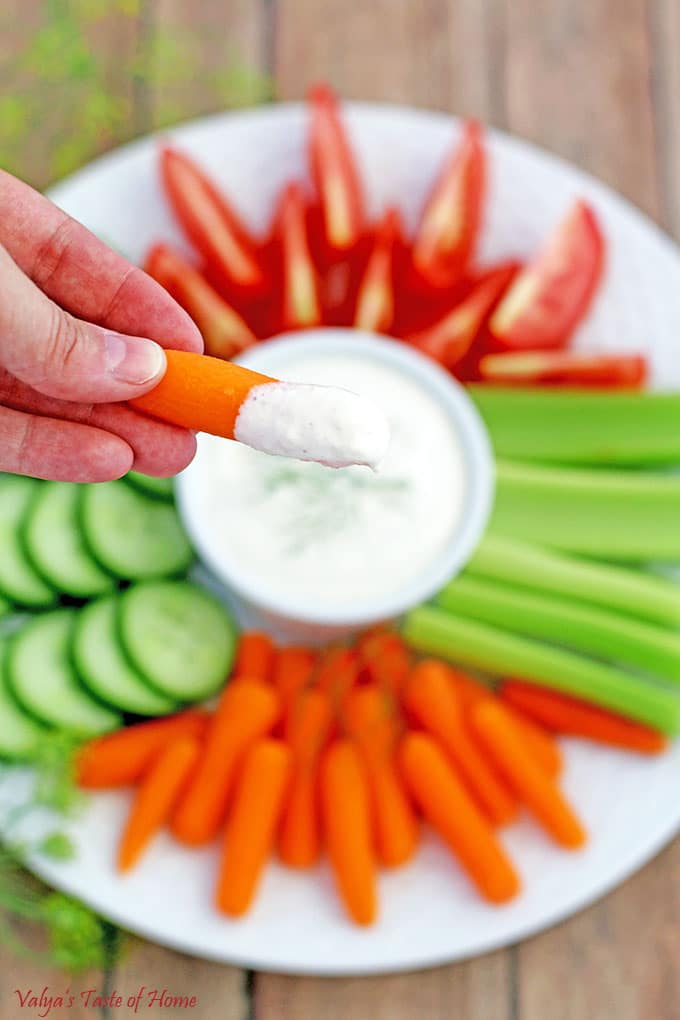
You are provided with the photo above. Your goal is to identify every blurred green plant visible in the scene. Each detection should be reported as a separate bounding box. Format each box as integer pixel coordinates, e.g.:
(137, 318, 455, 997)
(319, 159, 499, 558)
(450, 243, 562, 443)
(0, 732, 125, 972)
(0, 0, 273, 187)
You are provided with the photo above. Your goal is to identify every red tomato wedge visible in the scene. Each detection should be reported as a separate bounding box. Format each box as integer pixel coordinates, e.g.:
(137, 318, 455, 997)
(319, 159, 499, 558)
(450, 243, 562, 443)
(411, 120, 486, 290)
(489, 201, 605, 351)
(353, 208, 403, 335)
(144, 243, 256, 359)
(308, 84, 365, 254)
(407, 262, 518, 369)
(478, 350, 647, 388)
(273, 182, 322, 331)
(160, 146, 266, 295)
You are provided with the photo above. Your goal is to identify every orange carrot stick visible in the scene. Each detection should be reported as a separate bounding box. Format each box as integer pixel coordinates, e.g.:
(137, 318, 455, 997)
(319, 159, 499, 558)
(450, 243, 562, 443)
(130, 349, 388, 470)
(130, 349, 274, 439)
(233, 631, 276, 683)
(117, 735, 200, 872)
(357, 627, 411, 696)
(315, 646, 360, 706)
(343, 686, 419, 868)
(448, 671, 563, 777)
(216, 738, 292, 917)
(278, 688, 333, 868)
(320, 739, 377, 925)
(171, 680, 279, 846)
(76, 710, 210, 789)
(271, 646, 317, 711)
(400, 732, 521, 904)
(470, 699, 587, 849)
(500, 680, 667, 755)
(403, 661, 518, 826)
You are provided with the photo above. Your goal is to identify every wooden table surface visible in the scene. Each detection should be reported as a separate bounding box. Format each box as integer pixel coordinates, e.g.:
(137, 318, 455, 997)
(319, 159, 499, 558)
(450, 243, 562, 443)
(2, 2, 680, 1017)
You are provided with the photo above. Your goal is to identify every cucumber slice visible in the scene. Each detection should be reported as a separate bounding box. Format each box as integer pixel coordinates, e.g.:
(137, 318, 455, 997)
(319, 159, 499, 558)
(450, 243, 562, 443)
(0, 476, 56, 607)
(23, 481, 114, 598)
(119, 580, 236, 700)
(7, 609, 121, 736)
(73, 595, 178, 716)
(0, 638, 45, 759)
(80, 481, 193, 580)
(126, 472, 175, 501)
(0, 596, 9, 618)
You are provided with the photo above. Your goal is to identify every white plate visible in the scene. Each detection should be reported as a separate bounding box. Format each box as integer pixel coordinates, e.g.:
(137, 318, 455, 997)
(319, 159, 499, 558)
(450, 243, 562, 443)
(9, 103, 680, 975)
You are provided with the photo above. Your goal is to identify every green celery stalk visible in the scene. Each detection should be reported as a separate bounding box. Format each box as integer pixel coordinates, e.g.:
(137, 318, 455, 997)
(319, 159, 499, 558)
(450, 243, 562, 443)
(490, 460, 680, 560)
(437, 573, 680, 683)
(467, 535, 680, 628)
(469, 386, 680, 467)
(402, 606, 680, 734)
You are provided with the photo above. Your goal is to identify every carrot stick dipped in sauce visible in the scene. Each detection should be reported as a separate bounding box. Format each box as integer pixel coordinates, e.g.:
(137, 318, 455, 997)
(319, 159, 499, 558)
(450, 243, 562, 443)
(130, 349, 390, 470)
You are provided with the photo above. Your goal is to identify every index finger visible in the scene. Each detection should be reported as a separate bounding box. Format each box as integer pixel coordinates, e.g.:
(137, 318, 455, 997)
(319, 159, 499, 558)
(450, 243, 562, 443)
(0, 170, 203, 353)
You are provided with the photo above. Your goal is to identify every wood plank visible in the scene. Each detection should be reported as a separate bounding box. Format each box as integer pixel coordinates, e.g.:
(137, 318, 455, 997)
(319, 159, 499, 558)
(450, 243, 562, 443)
(503, 0, 660, 218)
(274, 0, 501, 122)
(648, 0, 680, 238)
(107, 940, 247, 1020)
(148, 0, 269, 129)
(0, 2, 141, 190)
(258, 2, 512, 1015)
(255, 950, 513, 1020)
(0, 913, 103, 1019)
(517, 840, 680, 1020)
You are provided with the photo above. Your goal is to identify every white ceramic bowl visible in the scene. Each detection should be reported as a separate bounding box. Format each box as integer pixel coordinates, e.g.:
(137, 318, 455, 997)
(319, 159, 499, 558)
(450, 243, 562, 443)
(176, 329, 494, 640)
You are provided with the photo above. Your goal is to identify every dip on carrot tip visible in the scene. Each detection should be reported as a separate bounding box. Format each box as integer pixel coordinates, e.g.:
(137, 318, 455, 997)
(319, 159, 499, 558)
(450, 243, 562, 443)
(130, 349, 390, 470)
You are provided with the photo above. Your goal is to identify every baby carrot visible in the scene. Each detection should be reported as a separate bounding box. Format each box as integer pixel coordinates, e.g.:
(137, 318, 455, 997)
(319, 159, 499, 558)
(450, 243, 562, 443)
(357, 627, 412, 696)
(76, 710, 210, 789)
(470, 699, 587, 849)
(271, 646, 317, 712)
(171, 680, 279, 846)
(403, 661, 518, 826)
(315, 646, 360, 707)
(130, 349, 273, 439)
(343, 686, 419, 868)
(445, 669, 493, 710)
(278, 688, 333, 868)
(502, 707, 563, 779)
(117, 735, 201, 872)
(320, 739, 377, 925)
(447, 671, 563, 777)
(501, 680, 667, 755)
(216, 739, 292, 917)
(233, 631, 276, 683)
(399, 732, 520, 904)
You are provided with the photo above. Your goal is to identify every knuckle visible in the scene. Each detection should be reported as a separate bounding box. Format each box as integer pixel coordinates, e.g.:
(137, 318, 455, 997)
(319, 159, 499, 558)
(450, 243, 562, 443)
(30, 216, 79, 291)
(44, 305, 82, 374)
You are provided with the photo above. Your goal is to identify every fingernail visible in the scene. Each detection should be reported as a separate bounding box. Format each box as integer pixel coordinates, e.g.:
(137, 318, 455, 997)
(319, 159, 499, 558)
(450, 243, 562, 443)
(104, 332, 166, 385)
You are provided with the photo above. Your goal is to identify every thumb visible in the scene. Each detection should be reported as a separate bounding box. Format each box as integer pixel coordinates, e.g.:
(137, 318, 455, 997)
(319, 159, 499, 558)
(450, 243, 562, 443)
(0, 242, 166, 403)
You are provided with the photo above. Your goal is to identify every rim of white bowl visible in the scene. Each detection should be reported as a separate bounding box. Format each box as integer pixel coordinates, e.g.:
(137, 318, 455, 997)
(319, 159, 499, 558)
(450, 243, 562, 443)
(176, 329, 494, 629)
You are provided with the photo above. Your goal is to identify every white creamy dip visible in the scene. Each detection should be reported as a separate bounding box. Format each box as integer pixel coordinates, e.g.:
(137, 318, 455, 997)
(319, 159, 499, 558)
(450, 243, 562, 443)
(193, 350, 466, 614)
(233, 379, 390, 469)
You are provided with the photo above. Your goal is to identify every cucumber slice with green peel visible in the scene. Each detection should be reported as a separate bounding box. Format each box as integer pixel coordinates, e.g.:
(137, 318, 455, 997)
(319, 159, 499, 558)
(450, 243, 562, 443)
(126, 472, 175, 501)
(73, 595, 178, 716)
(23, 481, 115, 598)
(0, 638, 45, 760)
(7, 609, 121, 736)
(80, 481, 193, 580)
(119, 580, 236, 700)
(0, 596, 9, 618)
(0, 476, 56, 607)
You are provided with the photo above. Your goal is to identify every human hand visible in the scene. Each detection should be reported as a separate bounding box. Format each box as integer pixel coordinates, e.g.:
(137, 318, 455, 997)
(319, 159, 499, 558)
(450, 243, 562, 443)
(0, 169, 204, 482)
